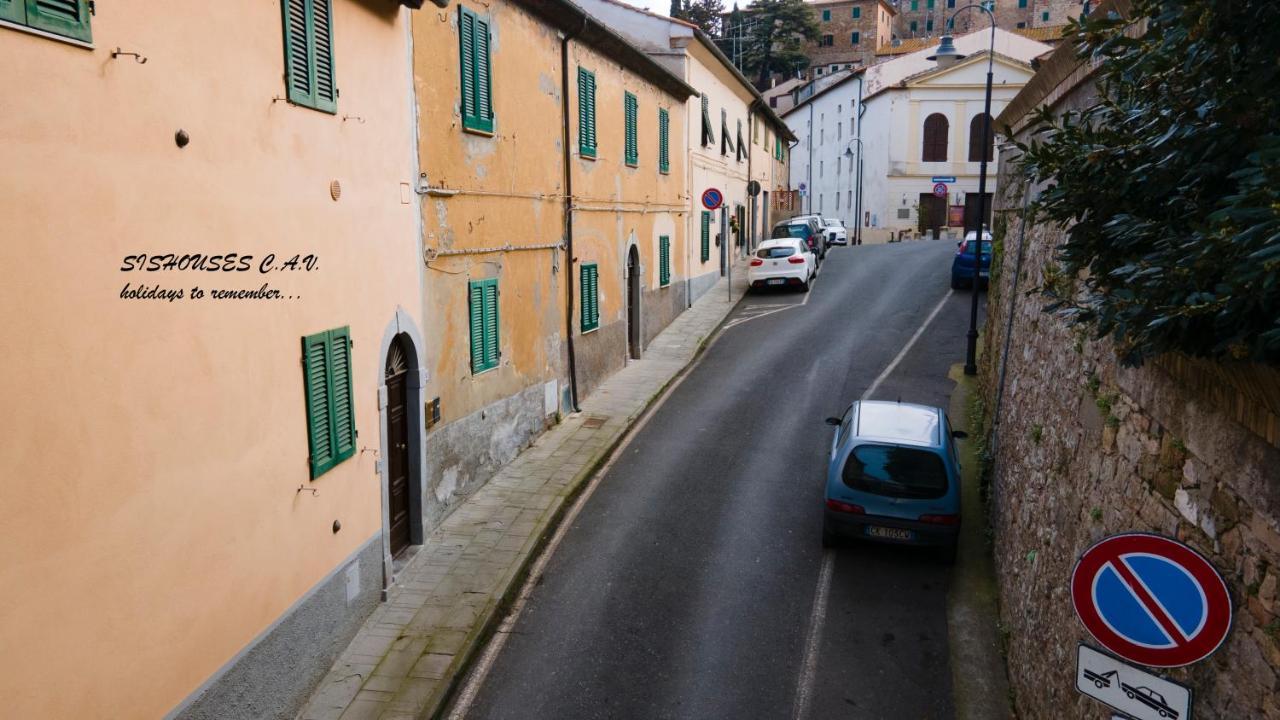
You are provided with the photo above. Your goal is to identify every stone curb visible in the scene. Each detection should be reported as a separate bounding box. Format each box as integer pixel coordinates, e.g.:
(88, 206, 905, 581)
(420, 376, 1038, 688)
(418, 300, 740, 720)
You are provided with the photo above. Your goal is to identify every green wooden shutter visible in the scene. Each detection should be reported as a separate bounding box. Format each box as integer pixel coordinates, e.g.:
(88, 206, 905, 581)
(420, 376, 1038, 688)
(311, 0, 337, 113)
(281, 0, 336, 113)
(581, 264, 599, 332)
(459, 7, 494, 133)
(475, 14, 493, 130)
(482, 280, 499, 369)
(578, 68, 596, 158)
(1, 0, 26, 25)
(328, 326, 356, 464)
(658, 108, 670, 175)
(283, 0, 312, 105)
(700, 211, 710, 263)
(302, 332, 335, 477)
(624, 92, 638, 167)
(701, 95, 713, 146)
(459, 7, 476, 127)
(301, 327, 354, 479)
(23, 0, 90, 42)
(458, 7, 491, 133)
(468, 280, 485, 373)
(659, 236, 671, 287)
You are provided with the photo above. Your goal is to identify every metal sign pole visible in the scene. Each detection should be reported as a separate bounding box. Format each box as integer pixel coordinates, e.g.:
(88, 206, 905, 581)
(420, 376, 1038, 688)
(721, 204, 730, 301)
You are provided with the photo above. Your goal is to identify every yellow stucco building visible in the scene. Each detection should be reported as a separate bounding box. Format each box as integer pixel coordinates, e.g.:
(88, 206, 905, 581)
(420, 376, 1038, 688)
(0, 1, 427, 718)
(410, 0, 694, 521)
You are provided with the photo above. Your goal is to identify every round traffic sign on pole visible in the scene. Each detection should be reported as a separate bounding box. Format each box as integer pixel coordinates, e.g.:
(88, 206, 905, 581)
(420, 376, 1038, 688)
(933, 182, 948, 198)
(701, 188, 723, 210)
(1070, 533, 1231, 668)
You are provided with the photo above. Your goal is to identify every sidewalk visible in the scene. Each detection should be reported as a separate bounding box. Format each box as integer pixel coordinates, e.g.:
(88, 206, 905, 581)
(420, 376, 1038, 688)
(297, 262, 749, 720)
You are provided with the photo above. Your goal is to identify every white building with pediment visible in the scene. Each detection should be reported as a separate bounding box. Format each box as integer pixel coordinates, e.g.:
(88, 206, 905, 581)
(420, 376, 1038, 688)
(784, 28, 1050, 242)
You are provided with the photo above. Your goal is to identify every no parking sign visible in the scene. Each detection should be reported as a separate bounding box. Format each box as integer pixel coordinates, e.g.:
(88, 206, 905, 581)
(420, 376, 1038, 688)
(1070, 533, 1231, 668)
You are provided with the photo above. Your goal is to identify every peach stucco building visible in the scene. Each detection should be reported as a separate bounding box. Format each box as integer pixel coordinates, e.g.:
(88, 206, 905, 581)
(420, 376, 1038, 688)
(0, 1, 426, 717)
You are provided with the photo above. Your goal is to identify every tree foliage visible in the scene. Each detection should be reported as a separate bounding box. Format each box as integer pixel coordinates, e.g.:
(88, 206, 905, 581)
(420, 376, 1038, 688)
(1015, 0, 1280, 366)
(682, 0, 725, 34)
(740, 0, 818, 88)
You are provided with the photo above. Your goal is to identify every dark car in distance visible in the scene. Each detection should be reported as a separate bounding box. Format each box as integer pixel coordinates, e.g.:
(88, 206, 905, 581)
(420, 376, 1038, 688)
(950, 230, 992, 289)
(771, 217, 826, 265)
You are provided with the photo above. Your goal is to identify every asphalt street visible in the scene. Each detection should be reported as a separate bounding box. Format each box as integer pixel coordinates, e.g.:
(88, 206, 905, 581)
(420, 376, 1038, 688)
(462, 240, 987, 720)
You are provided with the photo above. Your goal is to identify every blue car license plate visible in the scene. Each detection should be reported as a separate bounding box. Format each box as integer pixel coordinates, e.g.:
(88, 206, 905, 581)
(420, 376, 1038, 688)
(866, 526, 913, 541)
(767, 278, 786, 285)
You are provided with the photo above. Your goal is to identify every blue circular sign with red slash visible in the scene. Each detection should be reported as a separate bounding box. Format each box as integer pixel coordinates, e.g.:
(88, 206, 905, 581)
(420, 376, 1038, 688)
(1071, 533, 1231, 668)
(701, 187, 723, 210)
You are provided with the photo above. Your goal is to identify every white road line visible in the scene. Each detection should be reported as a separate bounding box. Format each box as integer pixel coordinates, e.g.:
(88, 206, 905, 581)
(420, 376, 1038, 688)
(861, 289, 955, 402)
(790, 288, 955, 720)
(790, 551, 834, 720)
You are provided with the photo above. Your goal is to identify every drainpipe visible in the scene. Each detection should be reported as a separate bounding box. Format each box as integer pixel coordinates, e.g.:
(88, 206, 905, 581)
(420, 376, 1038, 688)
(561, 20, 587, 413)
(807, 102, 814, 215)
(854, 74, 866, 244)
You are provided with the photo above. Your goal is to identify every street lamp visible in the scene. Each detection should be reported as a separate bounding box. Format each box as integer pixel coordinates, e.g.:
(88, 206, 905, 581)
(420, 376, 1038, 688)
(843, 139, 864, 244)
(929, 4, 995, 377)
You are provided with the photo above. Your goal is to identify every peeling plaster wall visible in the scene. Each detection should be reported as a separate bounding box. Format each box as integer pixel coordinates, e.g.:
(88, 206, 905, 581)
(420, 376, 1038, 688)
(411, 0, 690, 529)
(982, 77, 1280, 719)
(422, 383, 551, 528)
(412, 1, 569, 527)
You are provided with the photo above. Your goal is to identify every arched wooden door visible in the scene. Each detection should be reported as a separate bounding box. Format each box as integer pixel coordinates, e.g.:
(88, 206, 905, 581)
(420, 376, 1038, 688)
(627, 245, 641, 359)
(384, 336, 411, 558)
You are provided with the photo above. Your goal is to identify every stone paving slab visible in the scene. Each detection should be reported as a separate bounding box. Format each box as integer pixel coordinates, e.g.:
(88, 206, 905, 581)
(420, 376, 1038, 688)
(297, 263, 749, 720)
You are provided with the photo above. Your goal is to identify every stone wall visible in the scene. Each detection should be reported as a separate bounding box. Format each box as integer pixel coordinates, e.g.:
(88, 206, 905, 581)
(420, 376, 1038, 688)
(980, 83, 1280, 719)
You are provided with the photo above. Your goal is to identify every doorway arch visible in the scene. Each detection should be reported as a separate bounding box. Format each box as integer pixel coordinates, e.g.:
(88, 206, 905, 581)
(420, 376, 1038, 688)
(377, 308, 426, 586)
(626, 244, 641, 359)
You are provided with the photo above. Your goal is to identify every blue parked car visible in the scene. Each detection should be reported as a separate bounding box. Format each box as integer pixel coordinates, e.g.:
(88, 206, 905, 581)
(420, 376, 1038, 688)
(822, 401, 966, 561)
(950, 230, 992, 289)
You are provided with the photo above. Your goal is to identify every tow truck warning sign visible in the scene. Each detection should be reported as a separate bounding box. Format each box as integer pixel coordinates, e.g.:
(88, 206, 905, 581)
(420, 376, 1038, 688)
(1076, 645, 1191, 720)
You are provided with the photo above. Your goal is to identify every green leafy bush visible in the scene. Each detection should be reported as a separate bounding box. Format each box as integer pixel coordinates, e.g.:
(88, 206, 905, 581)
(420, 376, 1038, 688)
(1014, 0, 1280, 365)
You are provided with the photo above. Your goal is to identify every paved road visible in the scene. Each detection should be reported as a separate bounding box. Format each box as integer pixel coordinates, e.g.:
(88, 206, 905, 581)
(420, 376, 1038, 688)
(462, 241, 986, 720)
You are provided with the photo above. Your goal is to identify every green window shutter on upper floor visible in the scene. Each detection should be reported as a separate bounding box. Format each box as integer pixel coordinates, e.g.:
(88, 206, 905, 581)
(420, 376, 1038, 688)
(580, 264, 599, 332)
(852, 6, 860, 18)
(658, 108, 670, 174)
(459, 6, 494, 134)
(282, 0, 337, 114)
(659, 236, 671, 287)
(821, 9, 830, 21)
(469, 279, 499, 373)
(701, 94, 714, 147)
(9, 0, 92, 42)
(624, 92, 638, 167)
(0, 0, 24, 25)
(578, 68, 597, 158)
(700, 211, 711, 263)
(302, 327, 356, 480)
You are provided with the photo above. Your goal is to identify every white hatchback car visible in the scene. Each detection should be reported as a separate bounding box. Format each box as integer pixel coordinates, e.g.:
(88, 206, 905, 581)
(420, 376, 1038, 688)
(748, 238, 816, 292)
